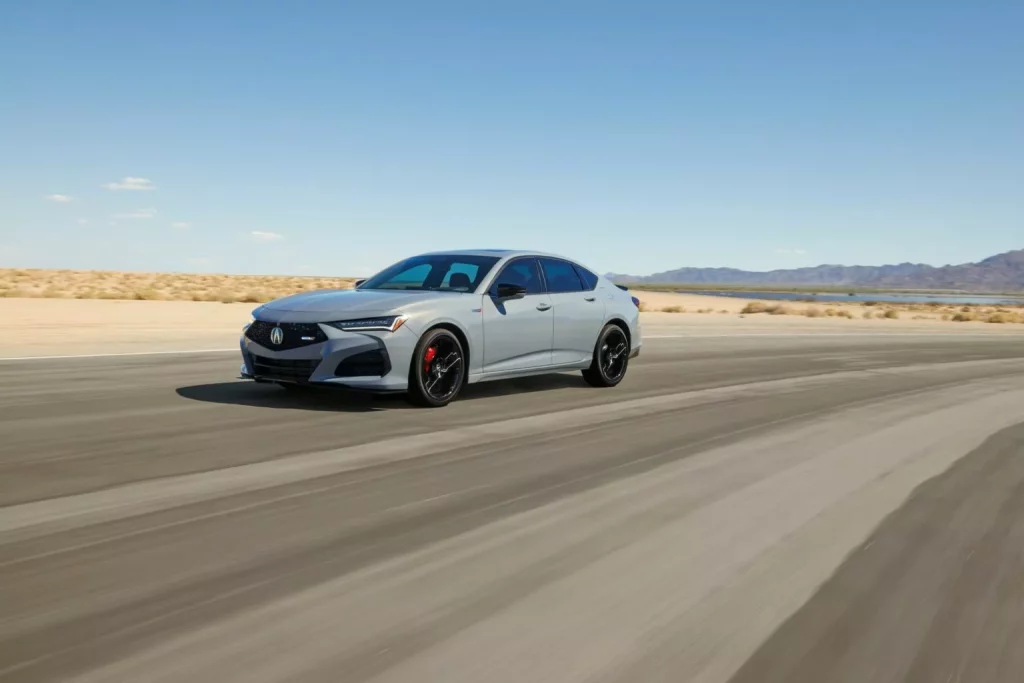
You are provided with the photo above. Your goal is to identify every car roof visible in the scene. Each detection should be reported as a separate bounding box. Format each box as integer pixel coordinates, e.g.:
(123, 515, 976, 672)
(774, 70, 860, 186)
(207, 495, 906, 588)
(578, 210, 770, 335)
(419, 248, 580, 261)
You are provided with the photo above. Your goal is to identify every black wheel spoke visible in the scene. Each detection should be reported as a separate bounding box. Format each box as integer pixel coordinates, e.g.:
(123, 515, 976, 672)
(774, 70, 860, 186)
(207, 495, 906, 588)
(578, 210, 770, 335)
(600, 332, 627, 381)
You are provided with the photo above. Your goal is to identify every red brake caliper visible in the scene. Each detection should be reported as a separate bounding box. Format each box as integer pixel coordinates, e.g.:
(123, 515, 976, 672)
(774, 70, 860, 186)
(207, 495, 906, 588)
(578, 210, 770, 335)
(423, 346, 437, 373)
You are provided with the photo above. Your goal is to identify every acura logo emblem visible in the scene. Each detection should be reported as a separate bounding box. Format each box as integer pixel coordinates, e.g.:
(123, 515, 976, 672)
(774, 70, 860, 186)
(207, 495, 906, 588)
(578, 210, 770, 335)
(269, 326, 284, 345)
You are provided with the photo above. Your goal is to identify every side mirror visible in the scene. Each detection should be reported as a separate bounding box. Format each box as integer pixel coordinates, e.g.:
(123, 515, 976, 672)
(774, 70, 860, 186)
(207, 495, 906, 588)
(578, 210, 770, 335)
(354, 279, 366, 288)
(495, 283, 527, 300)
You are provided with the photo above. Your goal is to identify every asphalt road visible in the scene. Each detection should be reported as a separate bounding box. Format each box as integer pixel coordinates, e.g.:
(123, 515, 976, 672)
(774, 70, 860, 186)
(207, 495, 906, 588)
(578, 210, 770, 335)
(2, 334, 1024, 682)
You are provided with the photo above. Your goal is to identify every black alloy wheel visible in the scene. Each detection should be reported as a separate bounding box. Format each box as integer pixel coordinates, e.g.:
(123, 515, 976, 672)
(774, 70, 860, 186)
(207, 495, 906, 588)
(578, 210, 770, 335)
(582, 323, 630, 387)
(408, 328, 466, 407)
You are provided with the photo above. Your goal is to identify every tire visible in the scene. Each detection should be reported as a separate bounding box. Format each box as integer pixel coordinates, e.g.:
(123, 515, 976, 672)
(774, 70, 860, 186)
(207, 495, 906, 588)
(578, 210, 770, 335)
(407, 328, 467, 407)
(582, 323, 630, 388)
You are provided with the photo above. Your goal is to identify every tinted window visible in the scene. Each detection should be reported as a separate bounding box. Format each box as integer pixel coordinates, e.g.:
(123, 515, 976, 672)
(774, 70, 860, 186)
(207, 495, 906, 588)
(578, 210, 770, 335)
(573, 264, 599, 291)
(441, 262, 481, 291)
(389, 263, 431, 286)
(360, 255, 500, 292)
(539, 258, 584, 293)
(492, 258, 544, 295)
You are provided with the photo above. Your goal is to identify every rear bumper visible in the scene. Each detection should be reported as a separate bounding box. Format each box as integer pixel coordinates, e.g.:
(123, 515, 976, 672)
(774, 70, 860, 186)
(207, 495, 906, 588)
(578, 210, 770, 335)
(239, 322, 417, 391)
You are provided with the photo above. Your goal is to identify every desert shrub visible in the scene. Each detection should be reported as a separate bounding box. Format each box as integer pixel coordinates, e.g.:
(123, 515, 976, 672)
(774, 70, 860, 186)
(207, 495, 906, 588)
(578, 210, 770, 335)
(741, 301, 769, 314)
(660, 305, 685, 313)
(41, 286, 67, 298)
(986, 312, 1022, 324)
(883, 309, 900, 319)
(132, 288, 163, 301)
(803, 307, 824, 318)
(836, 309, 854, 319)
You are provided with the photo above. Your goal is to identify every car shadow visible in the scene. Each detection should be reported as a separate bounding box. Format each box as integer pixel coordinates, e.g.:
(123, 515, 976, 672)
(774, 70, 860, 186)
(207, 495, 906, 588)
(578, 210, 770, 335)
(175, 373, 589, 412)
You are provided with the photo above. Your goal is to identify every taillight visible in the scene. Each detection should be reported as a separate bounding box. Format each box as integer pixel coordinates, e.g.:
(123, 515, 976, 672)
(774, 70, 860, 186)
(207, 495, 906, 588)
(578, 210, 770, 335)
(631, 296, 640, 308)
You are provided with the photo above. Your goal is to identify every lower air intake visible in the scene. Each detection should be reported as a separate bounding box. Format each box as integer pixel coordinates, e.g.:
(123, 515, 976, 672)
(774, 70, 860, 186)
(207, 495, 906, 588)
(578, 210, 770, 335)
(250, 355, 319, 382)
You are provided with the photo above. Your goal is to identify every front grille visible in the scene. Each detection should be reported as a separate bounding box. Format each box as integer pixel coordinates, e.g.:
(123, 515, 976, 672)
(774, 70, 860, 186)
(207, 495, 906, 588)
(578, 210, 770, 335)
(250, 355, 320, 382)
(245, 321, 327, 350)
(335, 349, 390, 377)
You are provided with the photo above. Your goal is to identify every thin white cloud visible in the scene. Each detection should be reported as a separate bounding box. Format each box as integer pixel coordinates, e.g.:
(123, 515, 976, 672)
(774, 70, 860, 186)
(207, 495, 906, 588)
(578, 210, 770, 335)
(250, 230, 284, 241)
(775, 248, 808, 255)
(45, 194, 72, 203)
(171, 221, 191, 229)
(112, 208, 156, 219)
(103, 176, 155, 191)
(77, 218, 89, 225)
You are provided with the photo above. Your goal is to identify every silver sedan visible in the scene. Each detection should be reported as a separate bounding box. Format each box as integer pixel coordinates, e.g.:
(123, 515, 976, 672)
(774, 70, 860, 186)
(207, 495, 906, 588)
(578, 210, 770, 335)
(240, 249, 642, 406)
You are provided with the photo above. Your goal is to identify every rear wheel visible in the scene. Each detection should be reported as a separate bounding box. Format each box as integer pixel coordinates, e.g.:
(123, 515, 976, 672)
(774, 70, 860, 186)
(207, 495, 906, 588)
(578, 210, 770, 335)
(407, 328, 466, 407)
(582, 323, 630, 387)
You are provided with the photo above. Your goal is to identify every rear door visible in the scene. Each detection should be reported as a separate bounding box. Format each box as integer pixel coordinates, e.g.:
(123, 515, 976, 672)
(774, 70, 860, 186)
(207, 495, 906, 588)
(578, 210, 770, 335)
(481, 257, 554, 373)
(538, 257, 605, 365)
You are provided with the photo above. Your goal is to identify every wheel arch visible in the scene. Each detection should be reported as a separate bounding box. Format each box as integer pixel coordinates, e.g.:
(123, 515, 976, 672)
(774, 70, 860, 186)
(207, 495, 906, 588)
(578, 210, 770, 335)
(603, 316, 632, 348)
(422, 320, 472, 383)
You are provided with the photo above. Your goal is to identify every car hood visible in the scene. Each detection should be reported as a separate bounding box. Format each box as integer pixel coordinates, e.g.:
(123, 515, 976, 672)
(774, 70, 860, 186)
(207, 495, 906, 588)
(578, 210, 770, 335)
(257, 288, 453, 318)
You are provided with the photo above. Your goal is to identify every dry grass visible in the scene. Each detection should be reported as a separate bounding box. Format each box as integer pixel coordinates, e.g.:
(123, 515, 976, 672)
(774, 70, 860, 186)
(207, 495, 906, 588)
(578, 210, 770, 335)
(0, 269, 358, 303)
(736, 298, 1023, 325)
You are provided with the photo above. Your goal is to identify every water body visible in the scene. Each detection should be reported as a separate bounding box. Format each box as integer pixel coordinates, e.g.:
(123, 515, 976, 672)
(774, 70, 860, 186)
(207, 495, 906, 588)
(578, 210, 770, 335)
(687, 290, 1024, 306)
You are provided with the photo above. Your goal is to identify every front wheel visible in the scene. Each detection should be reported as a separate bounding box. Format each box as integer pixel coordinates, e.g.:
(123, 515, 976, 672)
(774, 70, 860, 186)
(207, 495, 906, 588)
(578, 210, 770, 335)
(582, 324, 630, 387)
(407, 328, 466, 407)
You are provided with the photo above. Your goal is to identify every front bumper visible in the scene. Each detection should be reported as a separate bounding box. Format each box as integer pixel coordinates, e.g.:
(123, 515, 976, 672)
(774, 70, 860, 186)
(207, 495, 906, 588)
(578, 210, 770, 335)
(239, 321, 418, 392)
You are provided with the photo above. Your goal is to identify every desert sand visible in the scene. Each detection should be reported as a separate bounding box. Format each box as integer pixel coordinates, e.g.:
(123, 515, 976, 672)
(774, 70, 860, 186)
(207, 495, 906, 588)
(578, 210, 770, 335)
(0, 294, 1020, 358)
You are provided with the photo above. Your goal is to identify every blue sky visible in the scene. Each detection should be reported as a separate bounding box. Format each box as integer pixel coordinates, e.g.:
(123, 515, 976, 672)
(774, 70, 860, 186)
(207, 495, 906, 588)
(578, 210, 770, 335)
(1, 1, 1021, 277)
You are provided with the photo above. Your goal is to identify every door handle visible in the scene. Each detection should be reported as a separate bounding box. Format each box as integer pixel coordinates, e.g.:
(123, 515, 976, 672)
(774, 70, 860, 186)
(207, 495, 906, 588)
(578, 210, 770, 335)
(584, 296, 596, 302)
(536, 303, 552, 311)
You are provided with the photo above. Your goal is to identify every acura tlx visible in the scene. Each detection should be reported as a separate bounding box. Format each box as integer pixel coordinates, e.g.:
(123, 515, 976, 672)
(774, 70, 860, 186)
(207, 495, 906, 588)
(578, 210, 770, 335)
(240, 249, 642, 407)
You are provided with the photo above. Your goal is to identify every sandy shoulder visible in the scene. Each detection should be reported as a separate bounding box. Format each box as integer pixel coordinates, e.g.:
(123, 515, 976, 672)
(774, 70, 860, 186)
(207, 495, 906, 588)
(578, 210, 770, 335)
(0, 296, 1020, 358)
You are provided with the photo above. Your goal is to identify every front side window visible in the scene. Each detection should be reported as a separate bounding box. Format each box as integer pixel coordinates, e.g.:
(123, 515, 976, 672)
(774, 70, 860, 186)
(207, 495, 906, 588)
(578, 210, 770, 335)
(359, 255, 500, 292)
(539, 258, 584, 293)
(491, 258, 544, 295)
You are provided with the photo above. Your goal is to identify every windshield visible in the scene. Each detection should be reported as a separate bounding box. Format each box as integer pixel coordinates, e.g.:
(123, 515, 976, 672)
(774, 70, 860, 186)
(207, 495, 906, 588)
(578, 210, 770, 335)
(358, 254, 501, 292)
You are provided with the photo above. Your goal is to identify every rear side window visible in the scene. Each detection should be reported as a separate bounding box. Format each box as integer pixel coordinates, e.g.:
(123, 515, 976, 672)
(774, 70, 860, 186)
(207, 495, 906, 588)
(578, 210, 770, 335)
(573, 264, 599, 291)
(539, 258, 584, 293)
(493, 258, 544, 295)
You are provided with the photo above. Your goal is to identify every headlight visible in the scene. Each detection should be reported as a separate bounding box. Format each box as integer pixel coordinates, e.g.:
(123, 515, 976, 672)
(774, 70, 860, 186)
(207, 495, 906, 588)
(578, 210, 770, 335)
(326, 315, 407, 332)
(244, 306, 263, 332)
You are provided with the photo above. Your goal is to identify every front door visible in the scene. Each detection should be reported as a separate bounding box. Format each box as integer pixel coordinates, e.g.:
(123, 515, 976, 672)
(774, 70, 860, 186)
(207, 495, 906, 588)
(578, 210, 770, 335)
(481, 257, 554, 373)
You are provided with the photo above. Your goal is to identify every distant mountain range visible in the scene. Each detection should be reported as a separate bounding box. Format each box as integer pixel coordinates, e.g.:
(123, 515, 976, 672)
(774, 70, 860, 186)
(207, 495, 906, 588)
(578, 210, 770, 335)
(607, 249, 1024, 292)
